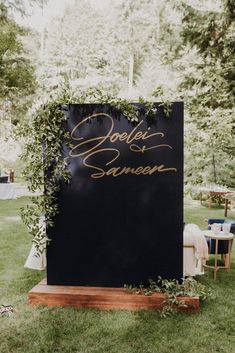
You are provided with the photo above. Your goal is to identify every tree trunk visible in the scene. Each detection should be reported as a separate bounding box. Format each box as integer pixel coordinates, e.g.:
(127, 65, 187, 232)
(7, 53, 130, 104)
(211, 141, 217, 184)
(40, 0, 45, 62)
(212, 151, 217, 184)
(128, 52, 134, 92)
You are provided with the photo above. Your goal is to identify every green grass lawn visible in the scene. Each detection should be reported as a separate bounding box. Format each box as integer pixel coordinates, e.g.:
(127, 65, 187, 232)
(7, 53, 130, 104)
(0, 197, 235, 353)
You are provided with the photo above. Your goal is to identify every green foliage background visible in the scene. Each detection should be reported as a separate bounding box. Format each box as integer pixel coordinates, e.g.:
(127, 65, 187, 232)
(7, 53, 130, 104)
(0, 0, 234, 191)
(0, 3, 36, 124)
(180, 0, 235, 188)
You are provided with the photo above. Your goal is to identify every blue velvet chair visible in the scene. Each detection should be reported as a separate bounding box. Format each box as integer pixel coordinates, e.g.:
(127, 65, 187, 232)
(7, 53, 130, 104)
(207, 219, 235, 254)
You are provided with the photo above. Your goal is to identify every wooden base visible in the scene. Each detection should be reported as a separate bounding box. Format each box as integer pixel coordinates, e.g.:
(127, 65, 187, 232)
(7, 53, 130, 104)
(28, 278, 199, 312)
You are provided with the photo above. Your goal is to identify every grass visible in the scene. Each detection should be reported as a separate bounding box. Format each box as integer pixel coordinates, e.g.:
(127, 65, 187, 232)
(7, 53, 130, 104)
(0, 197, 235, 353)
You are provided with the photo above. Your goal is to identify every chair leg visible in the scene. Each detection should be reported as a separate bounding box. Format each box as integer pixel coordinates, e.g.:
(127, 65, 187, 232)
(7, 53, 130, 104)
(224, 254, 229, 269)
(221, 254, 226, 265)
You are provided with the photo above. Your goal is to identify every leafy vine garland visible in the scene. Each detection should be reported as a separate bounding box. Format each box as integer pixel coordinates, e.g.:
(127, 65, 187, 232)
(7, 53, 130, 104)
(124, 277, 213, 318)
(20, 87, 172, 254)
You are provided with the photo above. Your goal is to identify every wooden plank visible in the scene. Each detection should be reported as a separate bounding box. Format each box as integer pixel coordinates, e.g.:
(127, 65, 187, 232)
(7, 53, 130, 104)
(28, 279, 199, 312)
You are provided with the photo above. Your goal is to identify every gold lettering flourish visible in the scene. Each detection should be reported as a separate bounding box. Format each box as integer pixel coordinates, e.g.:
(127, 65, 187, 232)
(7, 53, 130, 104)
(130, 144, 172, 153)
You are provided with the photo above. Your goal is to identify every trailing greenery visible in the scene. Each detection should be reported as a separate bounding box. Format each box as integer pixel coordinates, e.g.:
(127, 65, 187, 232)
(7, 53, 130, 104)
(152, 87, 173, 117)
(20, 90, 72, 254)
(124, 276, 213, 317)
(67, 86, 159, 122)
(125, 277, 213, 301)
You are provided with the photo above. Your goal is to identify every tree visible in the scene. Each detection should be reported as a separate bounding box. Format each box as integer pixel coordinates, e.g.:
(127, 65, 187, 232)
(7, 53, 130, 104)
(39, 0, 120, 95)
(0, 3, 36, 124)
(3, 0, 47, 16)
(179, 0, 235, 188)
(41, 0, 176, 98)
(111, 0, 163, 93)
(134, 0, 183, 98)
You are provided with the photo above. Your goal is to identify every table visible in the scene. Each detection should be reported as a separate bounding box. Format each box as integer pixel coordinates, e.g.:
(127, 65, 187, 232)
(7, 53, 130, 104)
(0, 183, 16, 199)
(224, 193, 235, 217)
(203, 230, 234, 279)
(199, 186, 231, 208)
(209, 191, 228, 208)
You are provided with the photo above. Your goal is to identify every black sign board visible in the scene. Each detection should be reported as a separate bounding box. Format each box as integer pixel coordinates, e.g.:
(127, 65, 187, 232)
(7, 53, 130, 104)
(47, 103, 183, 286)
